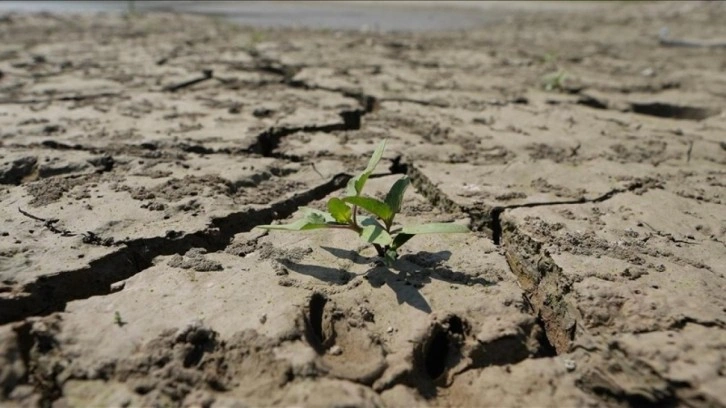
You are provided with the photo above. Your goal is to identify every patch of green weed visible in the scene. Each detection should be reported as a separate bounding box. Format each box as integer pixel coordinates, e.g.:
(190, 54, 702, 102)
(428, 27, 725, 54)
(257, 140, 469, 266)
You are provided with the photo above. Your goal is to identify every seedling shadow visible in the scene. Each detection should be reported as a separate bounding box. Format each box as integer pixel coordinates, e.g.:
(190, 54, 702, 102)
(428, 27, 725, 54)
(398, 251, 496, 287)
(257, 140, 474, 314)
(365, 266, 432, 313)
(320, 246, 372, 265)
(278, 259, 354, 285)
(282, 247, 497, 314)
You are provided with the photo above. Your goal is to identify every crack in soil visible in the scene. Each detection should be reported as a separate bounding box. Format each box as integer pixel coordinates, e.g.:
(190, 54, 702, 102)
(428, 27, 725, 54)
(405, 160, 660, 244)
(500, 223, 578, 354)
(573, 339, 726, 408)
(0, 92, 124, 105)
(287, 80, 378, 115)
(379, 97, 449, 108)
(233, 52, 378, 118)
(0, 173, 351, 325)
(2, 8, 724, 408)
(242, 74, 379, 160)
(404, 160, 670, 356)
(399, 159, 566, 378)
(404, 160, 572, 354)
(247, 109, 364, 158)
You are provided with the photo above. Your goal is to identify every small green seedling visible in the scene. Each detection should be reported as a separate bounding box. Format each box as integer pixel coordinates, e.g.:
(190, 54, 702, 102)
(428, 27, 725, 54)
(114, 311, 126, 327)
(249, 31, 265, 46)
(257, 140, 469, 265)
(542, 70, 567, 92)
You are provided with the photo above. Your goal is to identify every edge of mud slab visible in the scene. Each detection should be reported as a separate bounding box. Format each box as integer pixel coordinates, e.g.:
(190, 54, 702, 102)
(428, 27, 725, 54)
(0, 173, 351, 325)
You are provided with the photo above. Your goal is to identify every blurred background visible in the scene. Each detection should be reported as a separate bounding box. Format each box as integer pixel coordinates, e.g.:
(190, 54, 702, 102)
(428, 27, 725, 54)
(0, 1, 604, 32)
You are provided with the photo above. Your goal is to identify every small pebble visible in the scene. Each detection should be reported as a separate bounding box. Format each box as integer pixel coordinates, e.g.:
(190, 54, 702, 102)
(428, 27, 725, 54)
(110, 281, 125, 292)
(329, 345, 342, 355)
(563, 358, 576, 372)
(386, 326, 394, 333)
(259, 314, 267, 324)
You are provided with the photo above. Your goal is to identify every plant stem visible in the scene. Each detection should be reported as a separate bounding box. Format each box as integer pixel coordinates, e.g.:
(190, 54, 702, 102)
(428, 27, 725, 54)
(345, 215, 362, 234)
(373, 243, 385, 257)
(326, 224, 358, 230)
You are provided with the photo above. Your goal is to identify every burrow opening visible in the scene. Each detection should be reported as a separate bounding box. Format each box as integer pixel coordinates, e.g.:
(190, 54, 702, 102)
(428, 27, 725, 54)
(424, 329, 449, 380)
(423, 315, 466, 381)
(307, 292, 328, 352)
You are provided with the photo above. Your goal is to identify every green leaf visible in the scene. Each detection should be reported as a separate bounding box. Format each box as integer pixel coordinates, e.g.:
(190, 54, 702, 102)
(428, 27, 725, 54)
(359, 224, 392, 246)
(345, 139, 387, 196)
(256, 218, 330, 231)
(343, 196, 393, 222)
(384, 176, 409, 216)
(305, 212, 327, 224)
(256, 209, 338, 231)
(327, 198, 352, 223)
(364, 139, 387, 174)
(390, 223, 468, 249)
(359, 215, 385, 229)
(401, 222, 470, 235)
(391, 233, 414, 249)
(384, 248, 398, 266)
(345, 177, 359, 197)
(299, 207, 335, 223)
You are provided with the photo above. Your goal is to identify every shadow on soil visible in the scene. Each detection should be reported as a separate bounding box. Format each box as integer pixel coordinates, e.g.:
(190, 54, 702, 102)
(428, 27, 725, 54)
(279, 260, 355, 285)
(282, 247, 497, 314)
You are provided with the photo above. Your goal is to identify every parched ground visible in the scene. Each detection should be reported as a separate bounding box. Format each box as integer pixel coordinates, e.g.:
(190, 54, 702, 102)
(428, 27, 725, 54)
(0, 2, 725, 407)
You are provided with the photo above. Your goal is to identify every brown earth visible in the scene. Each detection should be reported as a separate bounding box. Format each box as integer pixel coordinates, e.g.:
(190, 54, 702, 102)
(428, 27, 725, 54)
(0, 2, 725, 407)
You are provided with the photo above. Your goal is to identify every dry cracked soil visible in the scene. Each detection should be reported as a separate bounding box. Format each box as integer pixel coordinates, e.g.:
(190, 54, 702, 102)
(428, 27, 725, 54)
(0, 2, 725, 407)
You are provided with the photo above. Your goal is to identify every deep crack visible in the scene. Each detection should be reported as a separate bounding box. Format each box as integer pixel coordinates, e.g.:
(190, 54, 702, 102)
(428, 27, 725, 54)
(286, 80, 378, 114)
(404, 159, 660, 353)
(0, 173, 351, 324)
(247, 110, 363, 158)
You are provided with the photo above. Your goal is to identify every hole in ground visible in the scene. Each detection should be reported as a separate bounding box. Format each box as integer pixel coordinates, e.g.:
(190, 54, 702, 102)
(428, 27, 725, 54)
(423, 315, 468, 381)
(536, 316, 559, 358)
(339, 109, 363, 129)
(389, 155, 408, 175)
(490, 207, 505, 245)
(446, 315, 465, 336)
(182, 328, 217, 368)
(307, 293, 328, 352)
(425, 328, 449, 380)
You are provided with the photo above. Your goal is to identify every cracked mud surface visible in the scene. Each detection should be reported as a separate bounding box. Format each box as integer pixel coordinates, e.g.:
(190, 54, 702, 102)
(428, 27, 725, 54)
(1, 2, 725, 407)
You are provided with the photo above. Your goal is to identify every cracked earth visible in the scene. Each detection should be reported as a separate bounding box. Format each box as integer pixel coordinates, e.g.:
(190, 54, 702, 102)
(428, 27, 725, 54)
(1, 2, 725, 407)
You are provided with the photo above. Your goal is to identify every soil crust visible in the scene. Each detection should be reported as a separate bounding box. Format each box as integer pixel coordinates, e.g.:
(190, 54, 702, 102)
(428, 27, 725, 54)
(1, 2, 725, 406)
